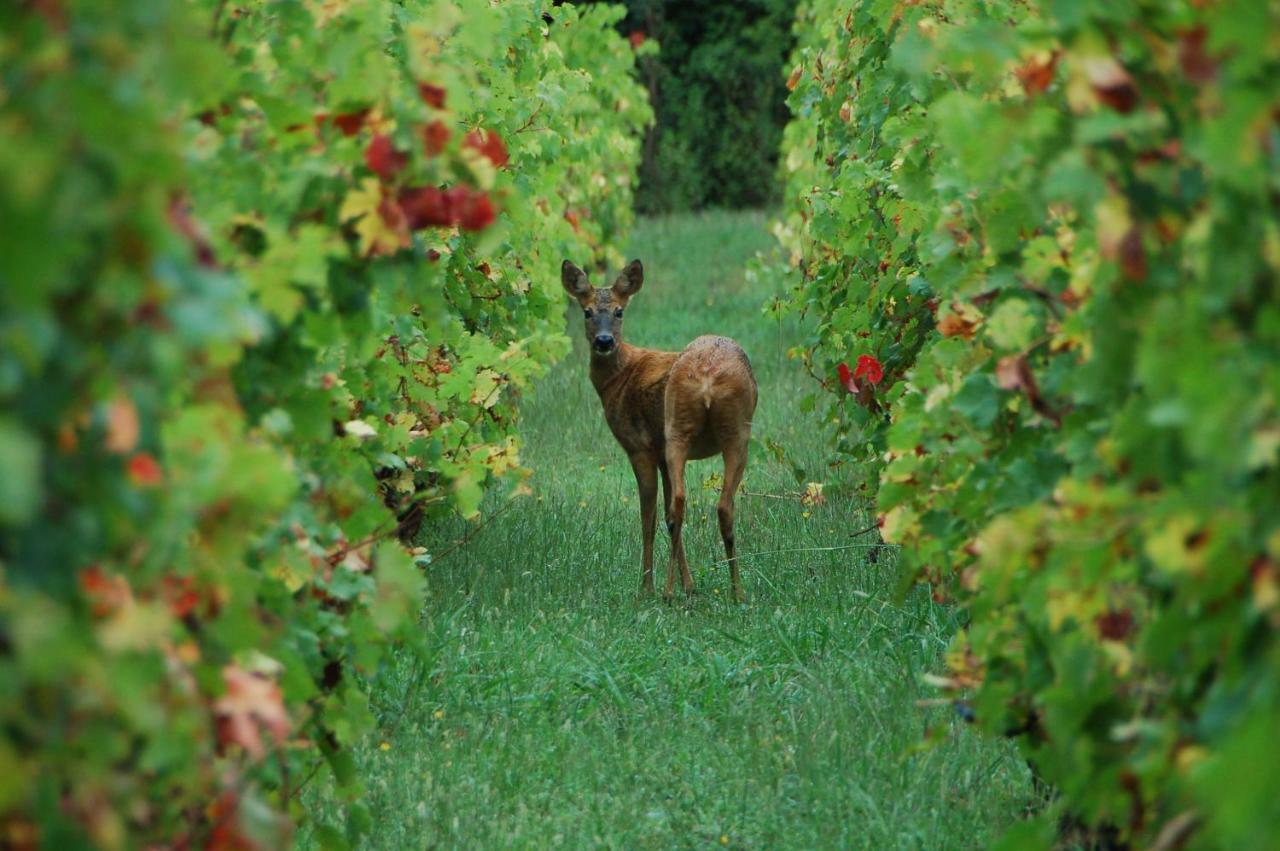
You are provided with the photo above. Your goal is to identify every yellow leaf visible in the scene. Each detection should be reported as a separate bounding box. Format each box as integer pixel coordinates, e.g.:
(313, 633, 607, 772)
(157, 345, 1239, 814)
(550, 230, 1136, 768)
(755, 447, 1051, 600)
(339, 178, 408, 257)
(880, 505, 919, 545)
(1144, 515, 1203, 574)
(98, 601, 173, 653)
(1045, 589, 1093, 631)
(470, 368, 502, 408)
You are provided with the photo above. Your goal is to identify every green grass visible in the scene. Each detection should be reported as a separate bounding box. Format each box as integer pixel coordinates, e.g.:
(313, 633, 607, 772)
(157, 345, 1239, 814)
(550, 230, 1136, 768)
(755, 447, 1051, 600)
(303, 210, 1032, 849)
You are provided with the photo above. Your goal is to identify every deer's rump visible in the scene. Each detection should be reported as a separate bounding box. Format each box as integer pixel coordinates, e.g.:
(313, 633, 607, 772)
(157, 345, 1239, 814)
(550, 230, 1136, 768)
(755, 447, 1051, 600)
(663, 335, 758, 461)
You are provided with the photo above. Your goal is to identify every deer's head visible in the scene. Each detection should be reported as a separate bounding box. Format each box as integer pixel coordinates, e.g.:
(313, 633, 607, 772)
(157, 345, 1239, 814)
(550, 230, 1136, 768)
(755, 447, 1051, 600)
(561, 259, 643, 356)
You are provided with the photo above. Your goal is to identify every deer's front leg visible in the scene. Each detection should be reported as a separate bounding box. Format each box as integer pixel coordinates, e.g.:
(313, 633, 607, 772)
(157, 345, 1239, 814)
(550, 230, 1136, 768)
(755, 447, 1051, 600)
(629, 453, 659, 595)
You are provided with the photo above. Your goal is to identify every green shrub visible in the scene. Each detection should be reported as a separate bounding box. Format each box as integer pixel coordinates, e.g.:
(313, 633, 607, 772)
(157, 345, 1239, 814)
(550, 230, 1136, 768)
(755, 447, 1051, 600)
(778, 0, 1279, 845)
(590, 0, 798, 213)
(0, 1, 648, 846)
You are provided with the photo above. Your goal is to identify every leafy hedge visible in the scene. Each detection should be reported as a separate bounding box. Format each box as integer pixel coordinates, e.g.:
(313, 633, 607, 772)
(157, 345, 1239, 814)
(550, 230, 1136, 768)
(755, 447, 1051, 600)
(778, 0, 1278, 846)
(0, 1, 648, 847)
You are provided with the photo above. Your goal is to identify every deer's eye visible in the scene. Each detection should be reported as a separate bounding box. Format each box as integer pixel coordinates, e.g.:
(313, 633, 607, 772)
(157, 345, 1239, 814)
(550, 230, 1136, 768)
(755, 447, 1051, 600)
(583, 309, 592, 318)
(614, 308, 623, 318)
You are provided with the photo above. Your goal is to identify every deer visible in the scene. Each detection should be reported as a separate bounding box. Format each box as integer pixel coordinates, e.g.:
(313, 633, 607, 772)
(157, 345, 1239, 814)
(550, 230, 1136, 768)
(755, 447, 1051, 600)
(561, 258, 758, 602)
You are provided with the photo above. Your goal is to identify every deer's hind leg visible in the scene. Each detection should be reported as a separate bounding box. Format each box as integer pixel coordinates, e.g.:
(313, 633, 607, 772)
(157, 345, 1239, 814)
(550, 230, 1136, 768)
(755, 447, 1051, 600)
(718, 436, 749, 602)
(663, 439, 694, 599)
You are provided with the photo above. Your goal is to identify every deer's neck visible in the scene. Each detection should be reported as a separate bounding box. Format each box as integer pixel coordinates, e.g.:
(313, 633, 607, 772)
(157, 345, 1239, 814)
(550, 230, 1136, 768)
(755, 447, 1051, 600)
(588, 343, 637, 396)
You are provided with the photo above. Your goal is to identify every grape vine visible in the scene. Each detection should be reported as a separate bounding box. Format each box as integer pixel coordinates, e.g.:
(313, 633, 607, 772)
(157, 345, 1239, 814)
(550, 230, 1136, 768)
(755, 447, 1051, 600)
(0, 1, 649, 846)
(778, 0, 1279, 846)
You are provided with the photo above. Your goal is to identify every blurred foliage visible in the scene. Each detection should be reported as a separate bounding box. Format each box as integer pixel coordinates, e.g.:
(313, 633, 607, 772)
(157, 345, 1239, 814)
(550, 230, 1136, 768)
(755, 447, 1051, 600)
(586, 0, 798, 213)
(777, 0, 1279, 846)
(0, 0, 647, 847)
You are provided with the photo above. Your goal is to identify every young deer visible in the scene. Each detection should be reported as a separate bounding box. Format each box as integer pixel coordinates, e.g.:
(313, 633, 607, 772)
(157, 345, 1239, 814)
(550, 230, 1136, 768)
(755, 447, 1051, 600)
(561, 259, 758, 601)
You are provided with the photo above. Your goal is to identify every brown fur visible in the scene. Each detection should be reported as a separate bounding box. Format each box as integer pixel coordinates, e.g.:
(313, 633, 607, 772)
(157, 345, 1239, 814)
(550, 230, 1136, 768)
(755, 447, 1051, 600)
(562, 259, 759, 600)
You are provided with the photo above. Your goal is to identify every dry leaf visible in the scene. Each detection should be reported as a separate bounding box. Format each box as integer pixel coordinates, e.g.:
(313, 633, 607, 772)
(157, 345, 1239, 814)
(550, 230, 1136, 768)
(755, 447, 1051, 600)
(214, 665, 290, 761)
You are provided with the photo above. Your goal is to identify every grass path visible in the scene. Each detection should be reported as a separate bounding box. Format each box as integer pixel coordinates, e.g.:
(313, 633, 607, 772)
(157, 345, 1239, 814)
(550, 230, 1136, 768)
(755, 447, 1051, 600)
(306, 211, 1031, 849)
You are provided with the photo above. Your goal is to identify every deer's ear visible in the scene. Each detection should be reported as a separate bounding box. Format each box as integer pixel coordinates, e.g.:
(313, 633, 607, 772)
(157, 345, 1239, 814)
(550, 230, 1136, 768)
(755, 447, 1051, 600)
(561, 260, 591, 301)
(612, 259, 643, 298)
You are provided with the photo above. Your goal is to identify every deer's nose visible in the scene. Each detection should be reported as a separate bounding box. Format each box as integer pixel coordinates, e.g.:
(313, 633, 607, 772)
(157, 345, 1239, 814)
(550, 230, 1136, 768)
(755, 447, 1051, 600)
(593, 334, 615, 352)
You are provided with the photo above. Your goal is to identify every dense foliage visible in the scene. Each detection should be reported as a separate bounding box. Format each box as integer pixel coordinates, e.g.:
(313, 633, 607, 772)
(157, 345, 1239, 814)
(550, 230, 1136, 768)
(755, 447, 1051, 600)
(587, 0, 797, 213)
(0, 0, 648, 846)
(778, 0, 1279, 846)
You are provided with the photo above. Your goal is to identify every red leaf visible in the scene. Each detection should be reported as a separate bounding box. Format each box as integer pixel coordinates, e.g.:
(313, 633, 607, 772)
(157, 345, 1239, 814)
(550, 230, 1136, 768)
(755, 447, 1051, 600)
(628, 31, 646, 49)
(564, 209, 581, 232)
(464, 129, 509, 168)
(397, 186, 452, 230)
(449, 187, 497, 231)
(79, 565, 131, 618)
(161, 574, 203, 619)
(1083, 56, 1138, 114)
(417, 82, 447, 109)
(1178, 26, 1217, 84)
(1118, 226, 1147, 282)
(836, 362, 858, 394)
(1013, 51, 1059, 96)
(127, 452, 163, 487)
(421, 120, 451, 157)
(365, 134, 408, 180)
(207, 792, 257, 851)
(1095, 608, 1135, 641)
(853, 354, 884, 385)
(330, 108, 370, 137)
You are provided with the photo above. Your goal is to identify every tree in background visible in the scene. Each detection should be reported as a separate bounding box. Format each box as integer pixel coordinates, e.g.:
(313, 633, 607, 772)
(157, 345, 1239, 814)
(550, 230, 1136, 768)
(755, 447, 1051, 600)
(589, 0, 797, 213)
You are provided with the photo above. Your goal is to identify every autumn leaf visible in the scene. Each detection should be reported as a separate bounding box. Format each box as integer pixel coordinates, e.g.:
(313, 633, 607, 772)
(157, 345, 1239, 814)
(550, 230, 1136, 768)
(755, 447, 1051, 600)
(329, 108, 370, 136)
(79, 565, 131, 618)
(1095, 608, 1135, 641)
(470, 368, 502, 408)
(1177, 26, 1217, 84)
(163, 577, 200, 619)
(447, 186, 497, 231)
(365, 134, 408, 180)
(417, 82, 447, 109)
(1014, 50, 1059, 97)
(104, 396, 140, 454)
(628, 31, 646, 49)
(800, 482, 826, 507)
(398, 185, 452, 229)
(464, 129, 508, 168)
(937, 309, 980, 339)
(1080, 55, 1138, 114)
(214, 665, 290, 761)
(1118, 226, 1147, 282)
(421, 119, 451, 156)
(854, 354, 883, 385)
(127, 452, 163, 486)
(339, 178, 410, 256)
